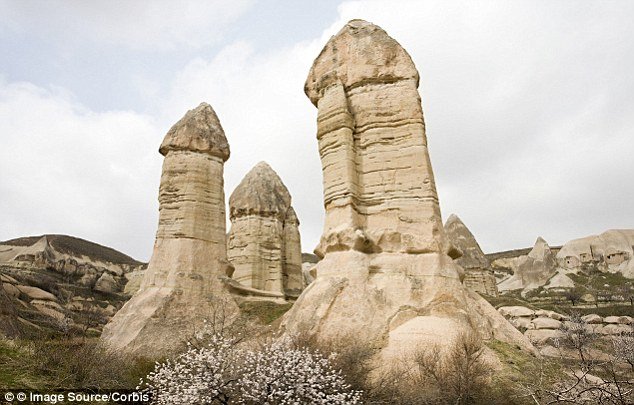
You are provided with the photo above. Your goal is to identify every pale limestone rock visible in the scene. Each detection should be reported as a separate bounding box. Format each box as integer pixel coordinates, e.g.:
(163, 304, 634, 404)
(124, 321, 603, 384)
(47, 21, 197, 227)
(510, 317, 534, 331)
(78, 273, 97, 288)
(618, 316, 633, 325)
(524, 329, 563, 345)
(0, 274, 18, 284)
(556, 229, 634, 277)
(535, 309, 566, 321)
(2, 282, 20, 298)
(603, 316, 621, 324)
(498, 306, 535, 318)
(497, 237, 557, 294)
(531, 317, 562, 330)
(94, 272, 119, 293)
(227, 162, 303, 300)
(102, 103, 238, 356)
(16, 285, 57, 302)
(123, 268, 145, 295)
(582, 314, 603, 324)
(281, 20, 535, 366)
(444, 214, 498, 296)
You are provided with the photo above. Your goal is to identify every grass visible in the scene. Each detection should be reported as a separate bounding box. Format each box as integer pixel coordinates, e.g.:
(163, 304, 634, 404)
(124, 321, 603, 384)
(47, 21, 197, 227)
(485, 339, 563, 404)
(238, 301, 293, 325)
(0, 337, 154, 391)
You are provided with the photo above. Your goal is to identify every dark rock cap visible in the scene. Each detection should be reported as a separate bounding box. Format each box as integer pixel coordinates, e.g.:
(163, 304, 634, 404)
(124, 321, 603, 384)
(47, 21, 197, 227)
(305, 19, 419, 106)
(444, 214, 489, 269)
(159, 102, 230, 161)
(229, 162, 292, 220)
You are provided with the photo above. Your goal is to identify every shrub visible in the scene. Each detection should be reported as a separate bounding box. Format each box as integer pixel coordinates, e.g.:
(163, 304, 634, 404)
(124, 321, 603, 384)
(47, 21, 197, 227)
(140, 334, 362, 404)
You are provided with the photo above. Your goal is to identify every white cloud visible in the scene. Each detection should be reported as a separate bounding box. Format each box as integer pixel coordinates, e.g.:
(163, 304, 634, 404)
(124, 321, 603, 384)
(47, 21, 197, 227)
(161, 38, 328, 255)
(0, 0, 254, 50)
(0, 78, 161, 259)
(1, 0, 633, 261)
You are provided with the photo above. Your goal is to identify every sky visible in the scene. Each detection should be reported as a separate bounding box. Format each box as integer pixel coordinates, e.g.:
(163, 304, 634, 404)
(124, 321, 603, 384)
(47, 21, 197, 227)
(0, 0, 632, 261)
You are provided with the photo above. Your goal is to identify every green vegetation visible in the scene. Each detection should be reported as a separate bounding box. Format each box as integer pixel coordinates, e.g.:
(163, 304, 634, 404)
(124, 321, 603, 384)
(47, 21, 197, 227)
(0, 337, 154, 390)
(238, 300, 293, 324)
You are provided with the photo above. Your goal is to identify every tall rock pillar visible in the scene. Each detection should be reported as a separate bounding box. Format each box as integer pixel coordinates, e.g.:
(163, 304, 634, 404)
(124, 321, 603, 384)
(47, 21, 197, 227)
(281, 20, 533, 362)
(102, 103, 238, 356)
(227, 162, 304, 300)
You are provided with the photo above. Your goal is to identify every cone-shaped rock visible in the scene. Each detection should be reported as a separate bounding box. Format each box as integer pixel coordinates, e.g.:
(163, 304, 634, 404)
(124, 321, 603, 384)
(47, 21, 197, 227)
(498, 237, 557, 293)
(444, 214, 498, 296)
(281, 20, 533, 366)
(102, 103, 238, 356)
(227, 162, 303, 299)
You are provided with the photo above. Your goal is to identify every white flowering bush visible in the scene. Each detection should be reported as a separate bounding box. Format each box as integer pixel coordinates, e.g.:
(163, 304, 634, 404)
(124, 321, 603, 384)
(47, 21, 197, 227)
(139, 335, 362, 404)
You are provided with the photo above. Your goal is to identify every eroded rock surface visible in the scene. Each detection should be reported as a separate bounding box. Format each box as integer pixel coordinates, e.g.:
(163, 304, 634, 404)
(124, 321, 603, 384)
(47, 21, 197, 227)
(281, 20, 534, 366)
(102, 103, 238, 356)
(444, 214, 498, 296)
(557, 229, 634, 278)
(498, 237, 558, 294)
(227, 162, 303, 300)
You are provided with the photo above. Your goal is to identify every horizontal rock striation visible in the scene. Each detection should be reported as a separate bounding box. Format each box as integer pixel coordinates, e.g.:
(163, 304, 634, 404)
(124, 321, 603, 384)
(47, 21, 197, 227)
(281, 20, 534, 368)
(227, 162, 303, 300)
(102, 103, 238, 356)
(444, 214, 498, 296)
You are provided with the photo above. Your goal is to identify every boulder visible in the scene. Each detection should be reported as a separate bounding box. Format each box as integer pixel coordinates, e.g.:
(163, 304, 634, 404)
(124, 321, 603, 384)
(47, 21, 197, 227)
(531, 317, 562, 330)
(2, 282, 20, 298)
(535, 309, 567, 321)
(510, 317, 533, 331)
(94, 273, 119, 293)
(0, 274, 18, 284)
(498, 306, 535, 318)
(582, 314, 603, 324)
(603, 316, 621, 324)
(16, 285, 57, 302)
(617, 316, 633, 325)
(524, 329, 563, 345)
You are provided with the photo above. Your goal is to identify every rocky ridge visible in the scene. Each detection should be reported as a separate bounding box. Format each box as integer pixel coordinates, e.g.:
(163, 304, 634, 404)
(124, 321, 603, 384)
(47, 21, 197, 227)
(0, 235, 145, 337)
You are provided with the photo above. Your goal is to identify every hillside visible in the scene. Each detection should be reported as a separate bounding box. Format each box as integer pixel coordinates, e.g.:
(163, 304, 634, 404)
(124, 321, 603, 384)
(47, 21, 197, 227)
(0, 234, 142, 266)
(0, 234, 146, 338)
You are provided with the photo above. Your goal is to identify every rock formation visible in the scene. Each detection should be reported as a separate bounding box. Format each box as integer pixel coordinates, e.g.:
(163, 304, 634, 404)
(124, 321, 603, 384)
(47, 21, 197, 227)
(498, 237, 558, 294)
(102, 103, 238, 356)
(226, 162, 303, 300)
(557, 229, 634, 278)
(280, 20, 533, 364)
(0, 234, 143, 337)
(444, 214, 498, 296)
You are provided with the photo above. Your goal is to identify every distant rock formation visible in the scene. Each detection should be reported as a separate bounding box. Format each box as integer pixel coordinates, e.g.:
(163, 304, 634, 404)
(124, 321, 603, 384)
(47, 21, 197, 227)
(444, 214, 498, 296)
(498, 237, 559, 294)
(0, 234, 144, 337)
(557, 229, 634, 278)
(102, 103, 239, 356)
(0, 234, 143, 293)
(226, 162, 303, 300)
(281, 20, 533, 366)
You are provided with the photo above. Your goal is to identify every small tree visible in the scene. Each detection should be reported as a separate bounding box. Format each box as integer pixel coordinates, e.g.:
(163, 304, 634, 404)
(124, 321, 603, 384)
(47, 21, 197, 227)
(409, 332, 492, 405)
(139, 335, 362, 404)
(565, 287, 584, 306)
(613, 327, 634, 371)
(556, 313, 597, 363)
